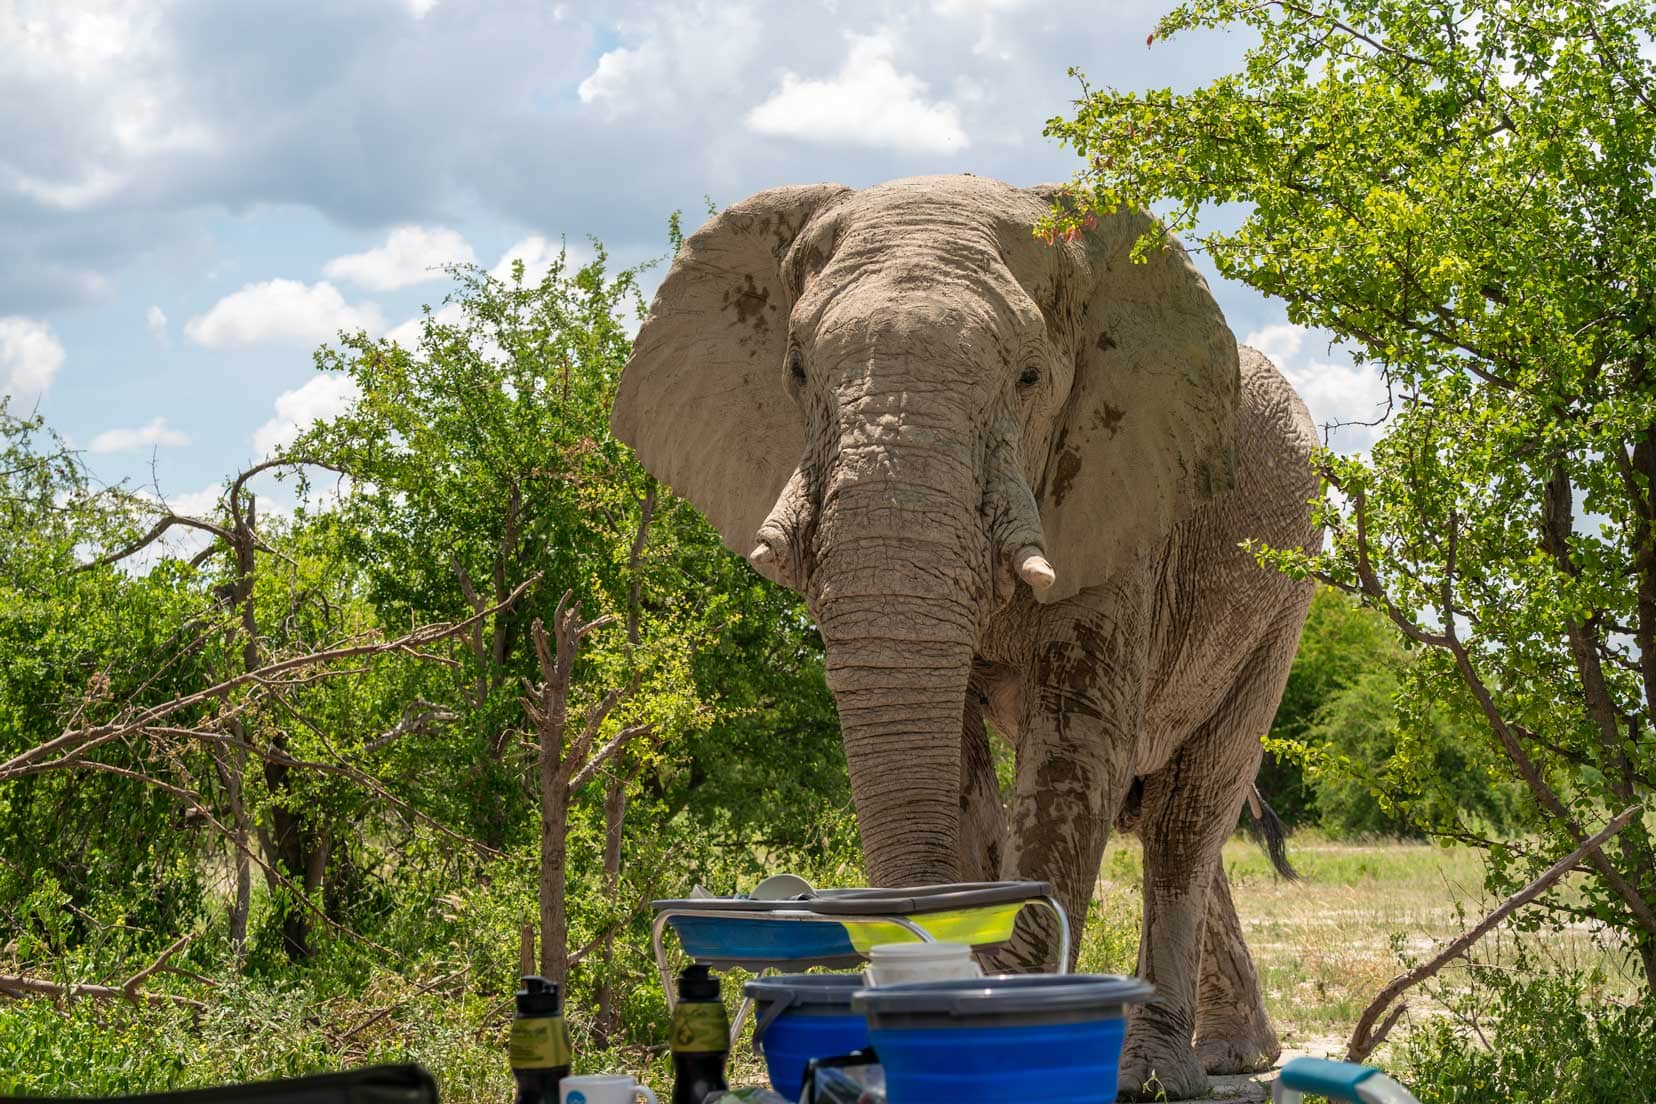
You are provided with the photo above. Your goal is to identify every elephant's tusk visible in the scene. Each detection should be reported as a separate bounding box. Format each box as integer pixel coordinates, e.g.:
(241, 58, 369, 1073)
(749, 542, 776, 566)
(1014, 546, 1056, 590)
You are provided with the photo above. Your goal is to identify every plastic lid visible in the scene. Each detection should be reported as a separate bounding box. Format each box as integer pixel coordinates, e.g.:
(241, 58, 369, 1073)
(677, 962, 722, 1001)
(515, 975, 561, 1016)
(867, 941, 974, 960)
(851, 973, 1154, 1017)
(744, 972, 866, 1006)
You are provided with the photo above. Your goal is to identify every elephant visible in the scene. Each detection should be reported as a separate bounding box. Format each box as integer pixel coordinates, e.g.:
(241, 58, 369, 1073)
(611, 175, 1319, 1099)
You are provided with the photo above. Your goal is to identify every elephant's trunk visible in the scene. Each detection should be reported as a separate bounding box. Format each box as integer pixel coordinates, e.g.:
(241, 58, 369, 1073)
(806, 377, 990, 880)
(816, 585, 975, 887)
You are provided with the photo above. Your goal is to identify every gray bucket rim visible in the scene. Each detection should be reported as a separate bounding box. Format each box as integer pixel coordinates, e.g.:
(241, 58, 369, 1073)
(744, 972, 866, 1006)
(851, 973, 1153, 1017)
(744, 973, 867, 1057)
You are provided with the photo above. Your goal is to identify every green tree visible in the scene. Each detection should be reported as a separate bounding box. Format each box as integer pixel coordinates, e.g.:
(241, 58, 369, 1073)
(296, 246, 850, 872)
(1048, 0, 1656, 981)
(1264, 587, 1519, 836)
(0, 406, 212, 950)
(1263, 587, 1402, 824)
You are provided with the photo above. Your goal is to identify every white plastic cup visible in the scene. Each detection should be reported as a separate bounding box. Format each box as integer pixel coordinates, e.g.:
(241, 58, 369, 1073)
(559, 1074, 658, 1104)
(863, 941, 983, 987)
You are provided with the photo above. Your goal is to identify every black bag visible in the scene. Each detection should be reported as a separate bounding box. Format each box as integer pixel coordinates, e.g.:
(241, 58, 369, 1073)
(799, 1049, 882, 1104)
(2, 1064, 438, 1104)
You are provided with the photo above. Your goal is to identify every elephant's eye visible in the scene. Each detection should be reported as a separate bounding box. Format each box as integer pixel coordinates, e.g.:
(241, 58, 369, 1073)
(787, 347, 807, 385)
(1018, 365, 1041, 389)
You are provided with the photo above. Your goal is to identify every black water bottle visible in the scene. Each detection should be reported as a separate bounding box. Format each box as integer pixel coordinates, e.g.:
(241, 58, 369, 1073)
(670, 964, 729, 1104)
(510, 975, 572, 1104)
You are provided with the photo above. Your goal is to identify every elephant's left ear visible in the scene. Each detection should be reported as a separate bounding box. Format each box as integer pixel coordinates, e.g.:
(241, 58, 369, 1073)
(1026, 187, 1240, 603)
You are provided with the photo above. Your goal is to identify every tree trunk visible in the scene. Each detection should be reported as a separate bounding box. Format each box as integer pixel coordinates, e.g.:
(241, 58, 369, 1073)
(539, 765, 569, 989)
(595, 774, 627, 1041)
(214, 738, 252, 958)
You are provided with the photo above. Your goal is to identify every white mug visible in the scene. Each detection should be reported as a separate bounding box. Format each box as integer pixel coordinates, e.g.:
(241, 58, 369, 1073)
(560, 1074, 658, 1104)
(864, 941, 983, 987)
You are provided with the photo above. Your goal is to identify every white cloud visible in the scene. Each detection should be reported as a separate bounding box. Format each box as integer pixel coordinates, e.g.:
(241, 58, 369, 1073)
(578, 3, 762, 117)
(1246, 322, 1391, 453)
(745, 32, 968, 152)
(184, 280, 385, 348)
(408, 0, 440, 17)
(13, 166, 127, 211)
(2, 3, 154, 84)
(253, 374, 361, 458)
(929, 0, 1032, 58)
(323, 225, 476, 290)
(0, 317, 66, 405)
(146, 304, 167, 338)
(2, 3, 209, 214)
(489, 235, 590, 284)
(90, 417, 188, 453)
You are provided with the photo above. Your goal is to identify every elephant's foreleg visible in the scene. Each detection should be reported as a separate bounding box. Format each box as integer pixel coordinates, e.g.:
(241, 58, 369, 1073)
(1119, 634, 1294, 1101)
(1194, 862, 1281, 1074)
(990, 597, 1144, 974)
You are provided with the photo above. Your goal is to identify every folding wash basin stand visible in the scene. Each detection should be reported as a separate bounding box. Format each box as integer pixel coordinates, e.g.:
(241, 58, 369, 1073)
(650, 881, 1072, 1041)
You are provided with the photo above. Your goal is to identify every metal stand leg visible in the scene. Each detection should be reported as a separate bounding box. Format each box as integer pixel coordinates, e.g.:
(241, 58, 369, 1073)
(1035, 895, 1072, 974)
(652, 910, 678, 1013)
(729, 994, 757, 1044)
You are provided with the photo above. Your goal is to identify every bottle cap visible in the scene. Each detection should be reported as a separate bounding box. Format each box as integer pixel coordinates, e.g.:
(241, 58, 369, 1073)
(677, 963, 721, 1001)
(516, 974, 561, 1015)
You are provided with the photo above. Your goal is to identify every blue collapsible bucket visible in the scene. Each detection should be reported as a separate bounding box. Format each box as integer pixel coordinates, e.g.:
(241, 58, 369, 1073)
(852, 974, 1154, 1104)
(744, 974, 870, 1100)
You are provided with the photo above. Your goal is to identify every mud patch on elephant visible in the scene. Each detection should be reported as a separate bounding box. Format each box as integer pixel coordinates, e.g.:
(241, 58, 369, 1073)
(723, 274, 772, 334)
(1094, 402, 1125, 436)
(1095, 331, 1118, 352)
(1049, 447, 1083, 507)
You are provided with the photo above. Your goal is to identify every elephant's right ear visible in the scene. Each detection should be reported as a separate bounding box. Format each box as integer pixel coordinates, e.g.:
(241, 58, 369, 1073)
(1027, 189, 1240, 602)
(612, 184, 853, 554)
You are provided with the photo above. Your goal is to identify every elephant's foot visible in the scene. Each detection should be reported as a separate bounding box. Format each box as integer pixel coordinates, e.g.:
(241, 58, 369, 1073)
(1116, 1033, 1210, 1102)
(1193, 1024, 1281, 1074)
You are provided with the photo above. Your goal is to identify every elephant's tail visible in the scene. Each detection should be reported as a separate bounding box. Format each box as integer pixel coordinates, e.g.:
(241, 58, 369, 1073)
(1243, 784, 1298, 881)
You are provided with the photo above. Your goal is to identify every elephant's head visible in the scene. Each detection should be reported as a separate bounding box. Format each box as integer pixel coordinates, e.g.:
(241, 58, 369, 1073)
(612, 176, 1238, 884)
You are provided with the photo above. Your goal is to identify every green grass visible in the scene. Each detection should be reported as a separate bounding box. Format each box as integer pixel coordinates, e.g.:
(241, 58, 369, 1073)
(1094, 834, 1643, 1061)
(3, 835, 1643, 1099)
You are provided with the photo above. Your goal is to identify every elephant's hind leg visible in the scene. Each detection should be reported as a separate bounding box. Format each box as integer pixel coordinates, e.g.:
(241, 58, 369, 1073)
(1195, 863, 1281, 1073)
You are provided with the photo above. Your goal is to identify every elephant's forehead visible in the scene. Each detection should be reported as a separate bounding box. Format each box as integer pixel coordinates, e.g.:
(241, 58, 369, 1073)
(823, 178, 1066, 289)
(829, 178, 1033, 243)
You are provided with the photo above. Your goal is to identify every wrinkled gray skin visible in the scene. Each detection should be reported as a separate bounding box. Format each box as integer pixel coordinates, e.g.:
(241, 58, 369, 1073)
(612, 176, 1319, 1100)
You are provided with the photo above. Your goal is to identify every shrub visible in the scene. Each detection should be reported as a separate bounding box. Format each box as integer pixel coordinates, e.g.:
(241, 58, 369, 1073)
(1401, 967, 1656, 1104)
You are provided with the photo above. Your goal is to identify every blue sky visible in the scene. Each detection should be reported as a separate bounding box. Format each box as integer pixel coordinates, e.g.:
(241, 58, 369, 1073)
(1, 0, 1385, 531)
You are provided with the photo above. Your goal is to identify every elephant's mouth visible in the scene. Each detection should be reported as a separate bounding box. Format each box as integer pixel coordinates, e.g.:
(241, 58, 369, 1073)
(749, 421, 1058, 611)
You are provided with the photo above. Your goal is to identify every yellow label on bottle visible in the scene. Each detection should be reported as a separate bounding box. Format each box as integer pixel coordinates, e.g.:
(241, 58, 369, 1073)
(510, 1015, 571, 1069)
(670, 1001, 730, 1053)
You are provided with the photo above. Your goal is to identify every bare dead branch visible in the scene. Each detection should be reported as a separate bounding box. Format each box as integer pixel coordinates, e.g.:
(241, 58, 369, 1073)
(122, 934, 193, 1001)
(1347, 803, 1644, 1061)
(569, 722, 653, 791)
(0, 574, 540, 785)
(77, 514, 234, 573)
(0, 973, 205, 1011)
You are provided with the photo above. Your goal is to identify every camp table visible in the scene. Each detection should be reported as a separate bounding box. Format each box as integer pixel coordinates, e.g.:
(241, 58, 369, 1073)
(651, 881, 1070, 1038)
